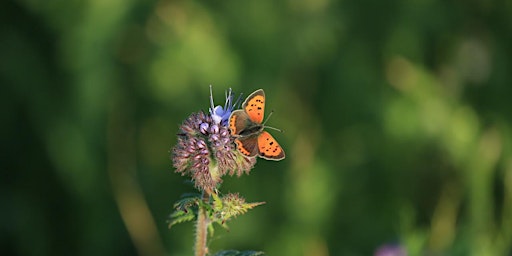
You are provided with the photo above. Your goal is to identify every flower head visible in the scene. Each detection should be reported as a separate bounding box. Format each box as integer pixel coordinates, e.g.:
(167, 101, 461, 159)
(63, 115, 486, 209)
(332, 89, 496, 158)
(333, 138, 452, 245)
(172, 86, 256, 194)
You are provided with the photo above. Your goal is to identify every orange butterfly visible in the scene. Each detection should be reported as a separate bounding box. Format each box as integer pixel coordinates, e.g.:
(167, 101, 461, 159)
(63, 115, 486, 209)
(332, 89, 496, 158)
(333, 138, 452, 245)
(229, 89, 285, 161)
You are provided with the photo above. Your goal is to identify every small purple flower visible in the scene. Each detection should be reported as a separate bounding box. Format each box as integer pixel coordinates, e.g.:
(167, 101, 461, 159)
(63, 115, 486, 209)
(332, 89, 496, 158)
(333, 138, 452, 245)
(209, 85, 242, 126)
(171, 86, 255, 194)
(374, 244, 407, 256)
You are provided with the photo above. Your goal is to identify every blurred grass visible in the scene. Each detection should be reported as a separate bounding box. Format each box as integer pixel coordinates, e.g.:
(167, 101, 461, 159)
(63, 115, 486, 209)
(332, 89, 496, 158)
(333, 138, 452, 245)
(1, 0, 512, 255)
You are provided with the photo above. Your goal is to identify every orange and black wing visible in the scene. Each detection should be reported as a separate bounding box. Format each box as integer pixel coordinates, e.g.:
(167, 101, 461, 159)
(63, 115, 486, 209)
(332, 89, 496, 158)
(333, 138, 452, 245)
(235, 136, 259, 157)
(257, 131, 285, 161)
(242, 89, 265, 124)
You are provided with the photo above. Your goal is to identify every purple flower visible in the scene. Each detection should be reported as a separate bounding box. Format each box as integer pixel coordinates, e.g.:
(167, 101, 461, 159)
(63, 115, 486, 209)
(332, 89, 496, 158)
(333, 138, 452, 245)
(171, 86, 255, 194)
(209, 85, 241, 126)
(374, 244, 407, 256)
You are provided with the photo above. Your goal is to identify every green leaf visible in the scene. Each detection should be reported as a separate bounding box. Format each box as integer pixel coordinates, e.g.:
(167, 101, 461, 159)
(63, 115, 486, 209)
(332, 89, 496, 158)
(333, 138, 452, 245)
(212, 193, 223, 211)
(167, 209, 195, 228)
(208, 222, 215, 237)
(168, 193, 202, 228)
(173, 194, 201, 211)
(213, 250, 265, 256)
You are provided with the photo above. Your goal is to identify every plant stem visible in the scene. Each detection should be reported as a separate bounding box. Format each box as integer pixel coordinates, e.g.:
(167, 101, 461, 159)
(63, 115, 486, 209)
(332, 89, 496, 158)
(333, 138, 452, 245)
(195, 192, 210, 256)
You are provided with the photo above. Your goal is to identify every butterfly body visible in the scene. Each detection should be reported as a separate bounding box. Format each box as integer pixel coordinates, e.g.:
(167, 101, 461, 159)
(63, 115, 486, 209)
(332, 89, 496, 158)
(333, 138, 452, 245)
(229, 89, 285, 161)
(237, 123, 264, 138)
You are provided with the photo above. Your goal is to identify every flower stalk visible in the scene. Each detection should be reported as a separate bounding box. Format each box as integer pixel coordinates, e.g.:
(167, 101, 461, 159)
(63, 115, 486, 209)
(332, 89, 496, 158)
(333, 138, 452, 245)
(194, 192, 210, 256)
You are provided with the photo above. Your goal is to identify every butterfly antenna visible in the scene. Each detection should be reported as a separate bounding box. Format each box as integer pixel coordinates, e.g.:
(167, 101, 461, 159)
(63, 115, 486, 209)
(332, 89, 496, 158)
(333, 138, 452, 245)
(262, 110, 274, 125)
(263, 110, 284, 133)
(265, 126, 283, 133)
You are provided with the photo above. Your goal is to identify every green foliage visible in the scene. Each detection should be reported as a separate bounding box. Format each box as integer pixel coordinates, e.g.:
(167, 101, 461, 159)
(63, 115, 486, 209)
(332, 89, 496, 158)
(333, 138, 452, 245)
(168, 192, 264, 234)
(2, 0, 512, 255)
(168, 194, 201, 228)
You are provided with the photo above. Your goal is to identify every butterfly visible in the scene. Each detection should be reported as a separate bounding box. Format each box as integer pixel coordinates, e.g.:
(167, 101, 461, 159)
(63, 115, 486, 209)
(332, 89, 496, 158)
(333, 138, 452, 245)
(229, 89, 285, 161)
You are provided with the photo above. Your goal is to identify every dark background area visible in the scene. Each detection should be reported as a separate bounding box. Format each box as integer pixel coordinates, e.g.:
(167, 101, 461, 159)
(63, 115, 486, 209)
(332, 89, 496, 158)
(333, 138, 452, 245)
(2, 0, 512, 255)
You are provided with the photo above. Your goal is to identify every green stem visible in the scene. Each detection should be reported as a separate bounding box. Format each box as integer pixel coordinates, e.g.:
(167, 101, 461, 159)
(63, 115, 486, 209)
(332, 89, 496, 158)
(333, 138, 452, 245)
(195, 192, 210, 256)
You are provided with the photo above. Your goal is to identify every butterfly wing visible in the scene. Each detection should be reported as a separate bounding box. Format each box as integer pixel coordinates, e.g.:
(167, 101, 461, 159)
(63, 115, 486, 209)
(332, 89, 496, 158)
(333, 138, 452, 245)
(235, 136, 259, 157)
(229, 109, 250, 136)
(241, 89, 265, 124)
(257, 131, 285, 160)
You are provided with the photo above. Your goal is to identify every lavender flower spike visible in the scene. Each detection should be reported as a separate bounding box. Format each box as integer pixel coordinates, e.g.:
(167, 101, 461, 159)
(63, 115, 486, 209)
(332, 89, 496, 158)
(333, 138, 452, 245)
(171, 86, 256, 194)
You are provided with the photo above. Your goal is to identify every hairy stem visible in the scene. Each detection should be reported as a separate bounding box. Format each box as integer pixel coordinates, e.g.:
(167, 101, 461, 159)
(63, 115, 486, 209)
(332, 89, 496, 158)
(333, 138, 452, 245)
(195, 192, 210, 256)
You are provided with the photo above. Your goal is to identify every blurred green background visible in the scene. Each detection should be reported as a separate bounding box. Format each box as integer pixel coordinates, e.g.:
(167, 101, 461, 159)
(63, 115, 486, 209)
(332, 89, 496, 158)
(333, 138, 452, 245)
(2, 0, 512, 255)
